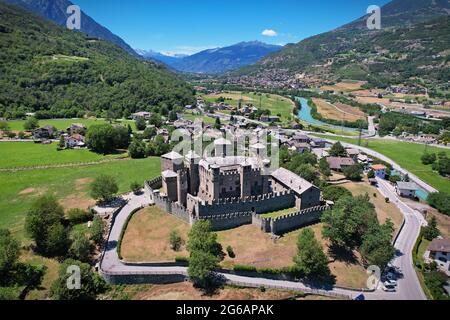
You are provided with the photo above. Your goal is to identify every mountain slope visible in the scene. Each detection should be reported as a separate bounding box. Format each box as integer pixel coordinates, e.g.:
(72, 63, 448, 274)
(2, 0, 138, 57)
(170, 41, 282, 74)
(234, 0, 450, 90)
(0, 2, 194, 119)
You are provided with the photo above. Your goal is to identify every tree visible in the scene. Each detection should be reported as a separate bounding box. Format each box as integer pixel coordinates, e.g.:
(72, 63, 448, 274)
(187, 221, 223, 288)
(130, 181, 142, 195)
(427, 193, 450, 216)
(343, 164, 363, 181)
(367, 170, 375, 179)
(149, 113, 163, 128)
(424, 271, 449, 300)
(128, 139, 146, 159)
(360, 220, 395, 270)
(90, 175, 119, 203)
(69, 233, 92, 263)
(329, 142, 347, 157)
(293, 228, 330, 278)
(0, 121, 10, 132)
(421, 153, 437, 165)
(67, 209, 93, 225)
(58, 135, 65, 150)
(90, 216, 105, 246)
(322, 186, 352, 202)
(423, 217, 440, 241)
(169, 230, 183, 252)
(319, 157, 331, 177)
(168, 110, 178, 121)
(86, 124, 130, 154)
(25, 196, 67, 256)
(322, 194, 378, 250)
(50, 259, 108, 300)
(214, 117, 221, 130)
(143, 126, 157, 140)
(389, 175, 402, 184)
(23, 117, 39, 131)
(0, 229, 20, 277)
(135, 117, 147, 131)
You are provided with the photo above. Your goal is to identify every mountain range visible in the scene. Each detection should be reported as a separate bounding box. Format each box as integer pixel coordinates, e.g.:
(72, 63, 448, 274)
(135, 49, 188, 66)
(0, 1, 194, 119)
(234, 0, 450, 91)
(138, 41, 283, 74)
(2, 0, 139, 57)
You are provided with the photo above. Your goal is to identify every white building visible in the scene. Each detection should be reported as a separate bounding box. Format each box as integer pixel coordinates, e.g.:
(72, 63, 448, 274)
(424, 239, 450, 276)
(395, 181, 418, 198)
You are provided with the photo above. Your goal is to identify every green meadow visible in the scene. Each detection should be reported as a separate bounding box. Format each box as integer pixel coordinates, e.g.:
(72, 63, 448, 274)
(4, 118, 136, 132)
(0, 142, 125, 169)
(314, 135, 450, 193)
(200, 91, 296, 122)
(0, 157, 161, 238)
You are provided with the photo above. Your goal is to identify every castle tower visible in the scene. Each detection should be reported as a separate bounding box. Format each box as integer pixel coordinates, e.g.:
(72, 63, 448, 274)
(162, 170, 178, 202)
(239, 160, 252, 198)
(185, 151, 200, 196)
(177, 169, 189, 206)
(210, 164, 221, 200)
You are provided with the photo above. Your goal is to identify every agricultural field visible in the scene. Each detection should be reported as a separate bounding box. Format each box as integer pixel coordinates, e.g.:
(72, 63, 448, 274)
(314, 135, 450, 193)
(312, 98, 367, 122)
(320, 81, 366, 93)
(120, 207, 369, 289)
(3, 118, 136, 132)
(0, 157, 161, 238)
(0, 142, 126, 169)
(200, 91, 296, 122)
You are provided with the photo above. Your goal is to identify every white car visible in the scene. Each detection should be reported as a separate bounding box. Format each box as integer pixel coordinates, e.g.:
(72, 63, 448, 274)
(384, 280, 397, 287)
(382, 284, 397, 292)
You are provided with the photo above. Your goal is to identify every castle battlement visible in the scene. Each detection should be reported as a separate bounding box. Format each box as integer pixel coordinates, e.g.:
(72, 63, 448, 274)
(271, 205, 329, 222)
(219, 170, 239, 176)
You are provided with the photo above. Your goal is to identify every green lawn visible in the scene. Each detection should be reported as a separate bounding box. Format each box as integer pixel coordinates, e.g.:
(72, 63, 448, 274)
(260, 207, 299, 219)
(0, 157, 161, 238)
(314, 135, 450, 193)
(182, 112, 218, 125)
(200, 91, 295, 123)
(0, 142, 125, 169)
(4, 118, 136, 132)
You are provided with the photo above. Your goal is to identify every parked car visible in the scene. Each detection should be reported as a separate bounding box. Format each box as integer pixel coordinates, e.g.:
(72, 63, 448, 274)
(384, 280, 398, 287)
(382, 284, 397, 292)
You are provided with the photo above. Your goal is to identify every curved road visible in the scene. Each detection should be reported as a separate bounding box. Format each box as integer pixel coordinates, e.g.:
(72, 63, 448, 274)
(100, 177, 427, 300)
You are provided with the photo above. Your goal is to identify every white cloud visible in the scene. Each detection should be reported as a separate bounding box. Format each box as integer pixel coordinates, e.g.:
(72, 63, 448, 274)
(261, 29, 278, 37)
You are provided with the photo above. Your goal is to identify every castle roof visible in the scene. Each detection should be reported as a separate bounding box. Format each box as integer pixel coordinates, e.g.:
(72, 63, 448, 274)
(271, 168, 316, 195)
(185, 151, 201, 159)
(161, 151, 183, 160)
(162, 170, 178, 179)
(199, 156, 260, 171)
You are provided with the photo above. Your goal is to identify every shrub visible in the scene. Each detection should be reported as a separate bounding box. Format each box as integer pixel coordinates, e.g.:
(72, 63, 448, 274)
(226, 246, 235, 259)
(67, 209, 93, 225)
(130, 182, 142, 195)
(169, 230, 183, 252)
(427, 193, 450, 216)
(233, 265, 257, 272)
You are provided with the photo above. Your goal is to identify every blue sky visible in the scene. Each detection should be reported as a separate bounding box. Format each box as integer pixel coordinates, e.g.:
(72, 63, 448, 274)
(73, 0, 390, 55)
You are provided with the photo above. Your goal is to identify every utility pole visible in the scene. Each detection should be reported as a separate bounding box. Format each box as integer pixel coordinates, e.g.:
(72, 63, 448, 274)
(358, 123, 363, 146)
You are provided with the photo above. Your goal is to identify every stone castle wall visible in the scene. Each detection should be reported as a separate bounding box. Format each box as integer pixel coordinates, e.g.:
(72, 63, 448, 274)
(191, 191, 296, 217)
(268, 205, 329, 235)
(197, 212, 253, 231)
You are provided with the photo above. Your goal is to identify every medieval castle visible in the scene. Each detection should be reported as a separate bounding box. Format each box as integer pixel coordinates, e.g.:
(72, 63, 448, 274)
(145, 138, 325, 234)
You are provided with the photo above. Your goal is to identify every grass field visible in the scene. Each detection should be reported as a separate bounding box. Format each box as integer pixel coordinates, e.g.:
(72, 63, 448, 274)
(0, 157, 161, 238)
(200, 91, 295, 122)
(3, 118, 136, 132)
(312, 98, 366, 122)
(121, 208, 368, 289)
(314, 135, 450, 193)
(0, 142, 126, 169)
(260, 207, 299, 219)
(320, 81, 366, 93)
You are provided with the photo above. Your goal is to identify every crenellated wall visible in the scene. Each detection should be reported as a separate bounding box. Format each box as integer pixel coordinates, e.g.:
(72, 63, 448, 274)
(268, 205, 329, 235)
(191, 191, 296, 217)
(197, 212, 253, 231)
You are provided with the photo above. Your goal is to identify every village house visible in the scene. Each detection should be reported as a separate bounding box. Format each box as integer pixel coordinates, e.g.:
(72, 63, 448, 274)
(370, 164, 387, 179)
(260, 115, 280, 123)
(67, 123, 87, 135)
(132, 111, 152, 120)
(395, 181, 418, 198)
(326, 157, 355, 171)
(310, 137, 326, 148)
(424, 238, 450, 276)
(64, 133, 86, 149)
(33, 125, 57, 140)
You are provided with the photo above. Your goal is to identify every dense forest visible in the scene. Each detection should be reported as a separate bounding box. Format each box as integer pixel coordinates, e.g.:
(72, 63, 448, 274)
(0, 2, 195, 119)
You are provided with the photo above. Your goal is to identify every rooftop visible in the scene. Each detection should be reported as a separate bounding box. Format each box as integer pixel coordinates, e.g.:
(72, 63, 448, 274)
(199, 156, 261, 171)
(161, 151, 183, 160)
(396, 181, 418, 191)
(428, 239, 450, 253)
(271, 167, 315, 195)
(162, 170, 178, 179)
